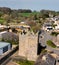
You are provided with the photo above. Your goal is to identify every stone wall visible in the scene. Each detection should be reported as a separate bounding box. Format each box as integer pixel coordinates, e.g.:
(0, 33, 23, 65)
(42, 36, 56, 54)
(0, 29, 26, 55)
(19, 33, 38, 61)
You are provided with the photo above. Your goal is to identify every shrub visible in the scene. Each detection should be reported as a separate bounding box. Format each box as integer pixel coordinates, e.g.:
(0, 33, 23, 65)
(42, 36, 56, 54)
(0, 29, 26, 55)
(51, 32, 59, 36)
(46, 40, 56, 48)
(41, 49, 47, 54)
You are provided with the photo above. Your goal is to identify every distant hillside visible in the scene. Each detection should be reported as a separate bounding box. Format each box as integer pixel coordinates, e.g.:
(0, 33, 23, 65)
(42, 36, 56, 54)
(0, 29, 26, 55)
(0, 7, 59, 25)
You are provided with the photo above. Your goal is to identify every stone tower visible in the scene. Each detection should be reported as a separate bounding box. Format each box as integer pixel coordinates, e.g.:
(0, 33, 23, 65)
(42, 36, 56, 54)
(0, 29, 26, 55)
(19, 33, 38, 61)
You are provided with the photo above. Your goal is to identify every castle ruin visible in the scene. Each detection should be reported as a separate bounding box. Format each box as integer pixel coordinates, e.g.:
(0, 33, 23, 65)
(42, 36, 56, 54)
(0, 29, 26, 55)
(19, 33, 39, 61)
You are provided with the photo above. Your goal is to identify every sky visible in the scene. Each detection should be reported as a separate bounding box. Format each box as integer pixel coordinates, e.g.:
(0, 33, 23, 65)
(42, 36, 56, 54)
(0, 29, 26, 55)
(0, 0, 59, 11)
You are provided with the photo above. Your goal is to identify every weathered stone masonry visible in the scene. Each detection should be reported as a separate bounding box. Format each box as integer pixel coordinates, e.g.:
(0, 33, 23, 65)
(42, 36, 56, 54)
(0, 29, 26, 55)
(19, 33, 38, 61)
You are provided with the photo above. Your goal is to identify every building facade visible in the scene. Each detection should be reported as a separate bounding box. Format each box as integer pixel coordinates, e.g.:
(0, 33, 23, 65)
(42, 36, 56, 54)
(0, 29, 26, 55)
(0, 42, 12, 55)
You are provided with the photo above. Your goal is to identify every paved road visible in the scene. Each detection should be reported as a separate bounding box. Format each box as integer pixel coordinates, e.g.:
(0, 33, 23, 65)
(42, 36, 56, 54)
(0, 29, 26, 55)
(6, 51, 19, 65)
(2, 51, 19, 65)
(6, 60, 18, 65)
(39, 30, 59, 55)
(39, 30, 53, 47)
(39, 30, 59, 65)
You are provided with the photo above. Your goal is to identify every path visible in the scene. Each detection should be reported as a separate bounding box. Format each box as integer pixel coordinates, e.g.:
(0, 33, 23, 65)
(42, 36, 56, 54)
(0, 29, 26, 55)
(2, 51, 19, 65)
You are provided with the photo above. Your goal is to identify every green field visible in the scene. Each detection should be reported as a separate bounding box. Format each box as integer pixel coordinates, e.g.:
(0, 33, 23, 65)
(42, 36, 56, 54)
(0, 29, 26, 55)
(19, 12, 39, 17)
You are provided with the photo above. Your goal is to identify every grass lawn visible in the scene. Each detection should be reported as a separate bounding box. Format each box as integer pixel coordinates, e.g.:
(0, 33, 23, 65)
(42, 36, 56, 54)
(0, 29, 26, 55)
(16, 60, 34, 65)
(46, 40, 56, 48)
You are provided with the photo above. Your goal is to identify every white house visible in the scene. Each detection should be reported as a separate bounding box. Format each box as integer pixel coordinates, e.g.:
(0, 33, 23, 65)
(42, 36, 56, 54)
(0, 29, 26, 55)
(55, 24, 59, 30)
(0, 24, 7, 29)
(53, 20, 59, 30)
(54, 20, 59, 25)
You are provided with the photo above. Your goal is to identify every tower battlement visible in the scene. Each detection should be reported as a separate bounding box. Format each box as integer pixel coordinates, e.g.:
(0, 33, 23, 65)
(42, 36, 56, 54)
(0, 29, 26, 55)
(19, 33, 38, 61)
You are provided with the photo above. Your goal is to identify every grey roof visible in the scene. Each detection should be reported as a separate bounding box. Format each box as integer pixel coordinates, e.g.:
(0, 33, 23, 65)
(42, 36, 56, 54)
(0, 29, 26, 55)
(0, 42, 10, 49)
(1, 32, 19, 42)
(34, 53, 56, 65)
